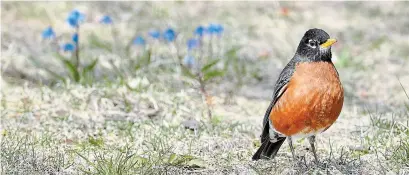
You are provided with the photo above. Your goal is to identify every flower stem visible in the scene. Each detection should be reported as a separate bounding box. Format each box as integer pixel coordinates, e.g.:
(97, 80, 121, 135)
(198, 73, 212, 119)
(75, 26, 80, 70)
(208, 35, 213, 59)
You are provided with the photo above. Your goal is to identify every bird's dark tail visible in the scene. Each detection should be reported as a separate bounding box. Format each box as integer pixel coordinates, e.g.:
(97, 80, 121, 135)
(252, 138, 286, 160)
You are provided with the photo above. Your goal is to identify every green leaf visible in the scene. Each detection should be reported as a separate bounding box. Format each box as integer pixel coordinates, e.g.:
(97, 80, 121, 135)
(185, 158, 207, 168)
(142, 49, 152, 65)
(211, 115, 222, 125)
(52, 53, 80, 82)
(88, 136, 104, 147)
(135, 63, 142, 71)
(1, 129, 7, 136)
(82, 58, 99, 76)
(203, 70, 225, 82)
(88, 33, 112, 51)
(135, 49, 152, 71)
(61, 59, 80, 82)
(201, 59, 220, 72)
(253, 139, 261, 147)
(45, 69, 66, 82)
(226, 46, 241, 57)
(172, 154, 194, 165)
(52, 53, 67, 61)
(165, 154, 205, 168)
(223, 46, 241, 70)
(181, 65, 196, 79)
(81, 59, 98, 84)
(168, 153, 177, 163)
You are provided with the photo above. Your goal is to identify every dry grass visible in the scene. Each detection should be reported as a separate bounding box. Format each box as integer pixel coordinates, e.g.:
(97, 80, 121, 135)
(1, 2, 409, 175)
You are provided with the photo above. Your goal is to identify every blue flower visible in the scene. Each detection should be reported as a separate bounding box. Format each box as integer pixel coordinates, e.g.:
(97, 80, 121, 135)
(187, 38, 199, 50)
(99, 15, 112, 24)
(42, 26, 55, 39)
(163, 28, 176, 42)
(133, 36, 145, 45)
(183, 55, 195, 68)
(67, 10, 85, 28)
(207, 23, 224, 35)
(61, 43, 75, 52)
(148, 30, 160, 39)
(194, 26, 206, 37)
(72, 33, 78, 44)
(67, 18, 78, 28)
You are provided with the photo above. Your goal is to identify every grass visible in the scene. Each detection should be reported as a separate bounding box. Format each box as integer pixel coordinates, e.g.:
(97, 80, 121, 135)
(1, 124, 365, 174)
(1, 130, 71, 174)
(2, 1, 409, 175)
(1, 82, 407, 174)
(0, 105, 255, 174)
(364, 84, 409, 172)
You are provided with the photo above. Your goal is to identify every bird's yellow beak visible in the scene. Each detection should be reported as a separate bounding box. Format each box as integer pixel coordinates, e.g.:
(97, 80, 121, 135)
(320, 38, 337, 48)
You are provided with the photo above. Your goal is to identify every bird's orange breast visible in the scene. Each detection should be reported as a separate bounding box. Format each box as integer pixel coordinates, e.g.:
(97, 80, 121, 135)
(270, 61, 344, 136)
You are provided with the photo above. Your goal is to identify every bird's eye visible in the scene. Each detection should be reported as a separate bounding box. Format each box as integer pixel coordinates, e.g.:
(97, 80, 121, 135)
(308, 39, 317, 48)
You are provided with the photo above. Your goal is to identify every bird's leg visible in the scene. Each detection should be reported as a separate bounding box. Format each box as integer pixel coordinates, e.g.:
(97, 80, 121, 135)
(308, 135, 319, 164)
(287, 136, 296, 160)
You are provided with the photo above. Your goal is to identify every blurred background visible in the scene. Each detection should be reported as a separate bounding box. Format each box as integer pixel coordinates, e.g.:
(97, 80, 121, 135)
(1, 1, 409, 174)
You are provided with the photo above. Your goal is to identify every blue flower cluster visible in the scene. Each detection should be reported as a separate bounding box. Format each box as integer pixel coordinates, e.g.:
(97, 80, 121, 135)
(99, 15, 113, 25)
(194, 26, 205, 38)
(62, 43, 75, 52)
(187, 39, 199, 50)
(67, 10, 85, 28)
(163, 28, 176, 42)
(148, 30, 160, 39)
(131, 23, 223, 48)
(206, 23, 224, 35)
(183, 24, 224, 67)
(72, 33, 78, 44)
(193, 24, 224, 38)
(41, 9, 225, 58)
(41, 10, 85, 52)
(133, 36, 145, 45)
(42, 26, 55, 39)
(183, 55, 195, 68)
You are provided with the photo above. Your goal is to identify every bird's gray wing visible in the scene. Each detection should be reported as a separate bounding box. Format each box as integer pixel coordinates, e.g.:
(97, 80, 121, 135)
(260, 59, 296, 142)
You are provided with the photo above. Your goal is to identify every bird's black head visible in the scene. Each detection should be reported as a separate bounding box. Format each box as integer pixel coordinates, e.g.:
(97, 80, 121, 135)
(295, 28, 336, 62)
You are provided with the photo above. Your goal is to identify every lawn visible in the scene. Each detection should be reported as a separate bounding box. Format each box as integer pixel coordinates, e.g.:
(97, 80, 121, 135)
(1, 2, 409, 174)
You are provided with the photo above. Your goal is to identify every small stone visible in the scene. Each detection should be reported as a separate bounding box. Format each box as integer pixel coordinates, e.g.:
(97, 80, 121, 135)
(182, 119, 199, 131)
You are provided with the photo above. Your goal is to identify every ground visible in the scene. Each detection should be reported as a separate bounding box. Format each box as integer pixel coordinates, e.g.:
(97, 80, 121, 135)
(1, 2, 409, 175)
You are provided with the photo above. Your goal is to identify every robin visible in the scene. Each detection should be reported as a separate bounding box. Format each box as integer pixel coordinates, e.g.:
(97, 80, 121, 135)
(252, 28, 344, 163)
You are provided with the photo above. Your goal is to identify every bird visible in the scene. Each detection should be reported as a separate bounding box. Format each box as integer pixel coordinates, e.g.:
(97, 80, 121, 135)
(252, 28, 344, 163)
